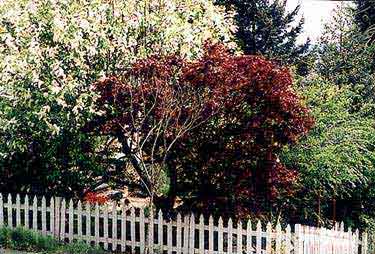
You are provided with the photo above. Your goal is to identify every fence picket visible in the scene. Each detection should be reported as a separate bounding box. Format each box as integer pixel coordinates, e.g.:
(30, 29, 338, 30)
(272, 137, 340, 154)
(54, 197, 60, 239)
(189, 213, 195, 254)
(276, 222, 281, 254)
(208, 215, 214, 254)
(94, 203, 100, 246)
(60, 199, 66, 240)
(246, 220, 252, 254)
(363, 231, 368, 254)
(285, 224, 291, 254)
(167, 214, 173, 254)
(0, 194, 3, 228)
(355, 228, 360, 254)
(256, 220, 262, 254)
(50, 197, 54, 235)
(103, 203, 109, 250)
(77, 201, 82, 239)
(228, 218, 233, 254)
(32, 196, 37, 231)
(199, 214, 204, 253)
(237, 221, 243, 254)
(15, 194, 20, 227)
(85, 202, 91, 242)
(112, 202, 118, 252)
(348, 227, 353, 254)
(147, 209, 154, 253)
(183, 215, 189, 254)
(266, 222, 272, 253)
(121, 203, 127, 252)
(7, 194, 12, 228)
(176, 213, 182, 254)
(139, 208, 145, 254)
(41, 196, 46, 235)
(158, 210, 163, 253)
(68, 199, 74, 242)
(130, 207, 136, 253)
(218, 217, 223, 254)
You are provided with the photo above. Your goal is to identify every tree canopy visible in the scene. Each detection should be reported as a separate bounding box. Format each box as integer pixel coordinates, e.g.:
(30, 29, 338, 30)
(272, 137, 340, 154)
(216, 0, 309, 65)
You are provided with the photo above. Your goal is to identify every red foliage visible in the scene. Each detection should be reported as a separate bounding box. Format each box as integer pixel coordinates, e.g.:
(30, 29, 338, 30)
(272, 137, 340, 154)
(87, 42, 313, 218)
(83, 192, 109, 205)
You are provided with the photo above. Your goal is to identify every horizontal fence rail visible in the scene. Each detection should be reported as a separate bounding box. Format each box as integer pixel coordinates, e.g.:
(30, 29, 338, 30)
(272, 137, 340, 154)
(0, 193, 368, 254)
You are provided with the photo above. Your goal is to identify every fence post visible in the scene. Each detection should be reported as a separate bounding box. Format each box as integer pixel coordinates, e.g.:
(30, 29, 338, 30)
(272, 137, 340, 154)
(54, 197, 61, 239)
(295, 224, 303, 254)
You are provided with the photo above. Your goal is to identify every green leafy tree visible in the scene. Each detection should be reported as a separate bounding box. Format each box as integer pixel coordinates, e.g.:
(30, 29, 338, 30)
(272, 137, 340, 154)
(216, 0, 309, 65)
(316, 6, 375, 113)
(0, 0, 236, 197)
(282, 78, 375, 227)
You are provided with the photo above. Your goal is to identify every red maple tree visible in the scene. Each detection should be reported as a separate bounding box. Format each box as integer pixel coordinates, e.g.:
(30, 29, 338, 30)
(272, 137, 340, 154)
(87, 42, 313, 217)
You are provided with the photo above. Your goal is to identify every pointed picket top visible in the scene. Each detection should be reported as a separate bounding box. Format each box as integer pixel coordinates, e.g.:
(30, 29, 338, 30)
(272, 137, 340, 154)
(199, 214, 204, 226)
(130, 206, 135, 215)
(77, 200, 82, 210)
(218, 216, 223, 226)
(340, 221, 345, 232)
(16, 194, 20, 203)
(209, 215, 213, 224)
(199, 214, 204, 252)
(41, 196, 47, 234)
(85, 200, 91, 210)
(190, 212, 195, 221)
(266, 222, 272, 231)
(286, 224, 291, 233)
(24, 195, 29, 228)
(158, 209, 163, 221)
(177, 212, 182, 221)
(256, 220, 262, 230)
(218, 216, 224, 253)
(228, 217, 233, 227)
(0, 193, 2, 200)
(69, 199, 73, 209)
(237, 220, 243, 254)
(33, 195, 37, 204)
(276, 222, 281, 231)
(7, 193, 12, 203)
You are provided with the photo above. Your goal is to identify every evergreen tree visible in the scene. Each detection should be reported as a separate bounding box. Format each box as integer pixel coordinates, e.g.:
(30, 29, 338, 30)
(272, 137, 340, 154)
(217, 0, 309, 65)
(355, 0, 375, 42)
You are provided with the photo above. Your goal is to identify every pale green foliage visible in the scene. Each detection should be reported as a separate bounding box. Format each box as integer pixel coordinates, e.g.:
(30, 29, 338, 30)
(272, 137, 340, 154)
(0, 0, 236, 195)
(282, 78, 375, 200)
(0, 0, 236, 142)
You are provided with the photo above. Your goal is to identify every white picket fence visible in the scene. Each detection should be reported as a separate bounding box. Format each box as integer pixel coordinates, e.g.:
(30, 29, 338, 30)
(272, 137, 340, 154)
(0, 193, 368, 254)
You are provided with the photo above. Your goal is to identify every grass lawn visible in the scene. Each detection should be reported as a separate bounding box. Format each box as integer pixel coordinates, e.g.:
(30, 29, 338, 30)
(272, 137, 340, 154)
(0, 227, 106, 254)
